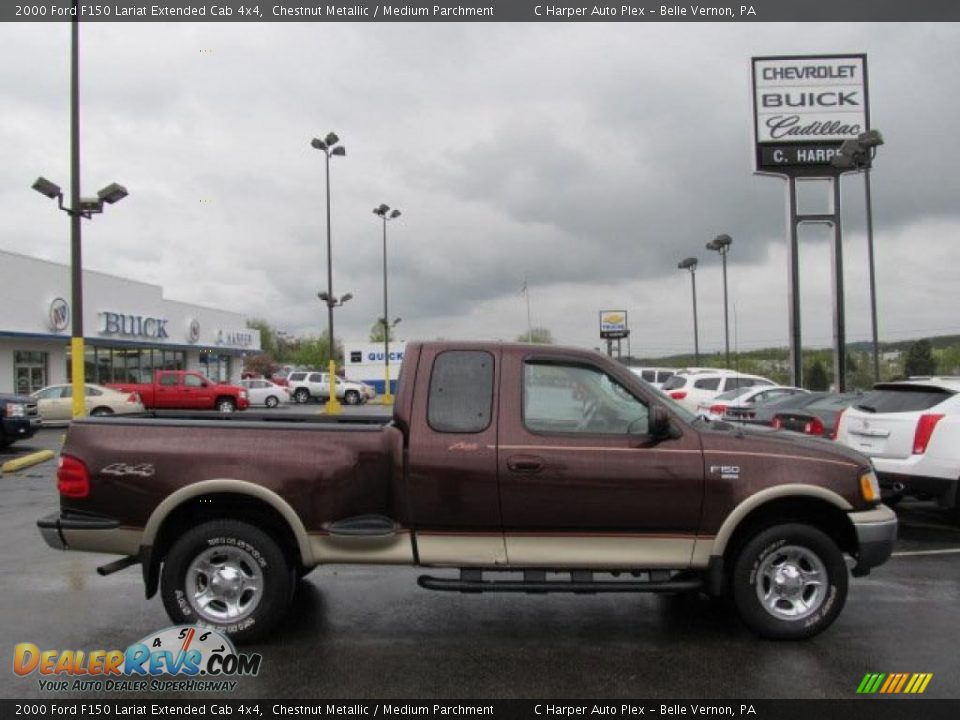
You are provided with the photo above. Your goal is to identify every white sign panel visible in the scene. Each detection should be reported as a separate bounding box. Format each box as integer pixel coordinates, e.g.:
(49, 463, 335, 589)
(753, 55, 868, 145)
(599, 310, 628, 339)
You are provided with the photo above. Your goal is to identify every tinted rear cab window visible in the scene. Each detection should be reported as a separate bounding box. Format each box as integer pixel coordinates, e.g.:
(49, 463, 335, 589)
(427, 350, 494, 433)
(855, 386, 953, 413)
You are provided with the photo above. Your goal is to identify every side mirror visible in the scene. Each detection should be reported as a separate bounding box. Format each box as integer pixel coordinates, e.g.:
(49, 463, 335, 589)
(649, 404, 671, 439)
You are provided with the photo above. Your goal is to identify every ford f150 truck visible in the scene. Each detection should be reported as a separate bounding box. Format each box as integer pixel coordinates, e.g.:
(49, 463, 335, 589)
(38, 342, 896, 642)
(108, 370, 249, 412)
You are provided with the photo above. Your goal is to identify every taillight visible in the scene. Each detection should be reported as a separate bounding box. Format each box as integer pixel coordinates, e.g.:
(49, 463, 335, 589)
(127, 393, 139, 403)
(830, 408, 846, 440)
(772, 417, 782, 429)
(669, 391, 687, 400)
(803, 417, 825, 436)
(710, 404, 727, 416)
(57, 455, 90, 498)
(913, 414, 945, 454)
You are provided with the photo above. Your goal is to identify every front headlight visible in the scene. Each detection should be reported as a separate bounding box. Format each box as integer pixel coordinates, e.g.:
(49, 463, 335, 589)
(5, 403, 26, 418)
(859, 468, 881, 504)
(239, 391, 247, 399)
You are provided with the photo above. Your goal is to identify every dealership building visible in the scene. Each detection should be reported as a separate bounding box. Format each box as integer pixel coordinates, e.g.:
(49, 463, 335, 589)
(0, 249, 260, 396)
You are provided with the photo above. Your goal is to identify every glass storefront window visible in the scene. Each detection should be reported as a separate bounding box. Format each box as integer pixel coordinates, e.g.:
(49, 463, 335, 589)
(199, 352, 231, 382)
(14, 351, 48, 395)
(67, 345, 185, 385)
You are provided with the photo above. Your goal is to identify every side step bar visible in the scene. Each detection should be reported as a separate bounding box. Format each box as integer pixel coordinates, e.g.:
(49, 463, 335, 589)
(417, 568, 701, 594)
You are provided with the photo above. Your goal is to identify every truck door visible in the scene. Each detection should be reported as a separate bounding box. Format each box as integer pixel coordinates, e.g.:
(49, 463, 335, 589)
(183, 373, 210, 409)
(406, 346, 506, 566)
(497, 353, 705, 569)
(155, 373, 180, 408)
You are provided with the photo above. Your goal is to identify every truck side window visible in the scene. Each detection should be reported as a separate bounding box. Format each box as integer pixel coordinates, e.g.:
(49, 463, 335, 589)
(427, 350, 494, 433)
(184, 374, 204, 388)
(159, 374, 178, 386)
(523, 362, 649, 435)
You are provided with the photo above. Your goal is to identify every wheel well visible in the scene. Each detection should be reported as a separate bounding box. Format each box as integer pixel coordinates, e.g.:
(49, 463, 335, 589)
(215, 395, 236, 406)
(90, 406, 113, 415)
(722, 496, 858, 567)
(152, 492, 302, 574)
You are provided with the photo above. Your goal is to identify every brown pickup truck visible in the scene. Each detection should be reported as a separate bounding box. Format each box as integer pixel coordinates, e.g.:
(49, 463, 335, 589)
(38, 341, 896, 642)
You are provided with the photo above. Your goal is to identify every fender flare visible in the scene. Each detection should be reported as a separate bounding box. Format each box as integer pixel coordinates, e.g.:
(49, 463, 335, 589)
(141, 478, 313, 566)
(707, 484, 854, 557)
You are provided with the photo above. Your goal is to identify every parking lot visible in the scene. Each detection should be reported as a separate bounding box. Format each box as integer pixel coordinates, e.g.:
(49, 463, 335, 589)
(2, 427, 958, 699)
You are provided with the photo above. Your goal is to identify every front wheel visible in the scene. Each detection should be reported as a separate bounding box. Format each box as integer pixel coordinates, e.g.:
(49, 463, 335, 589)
(216, 398, 236, 413)
(160, 519, 292, 644)
(731, 523, 847, 640)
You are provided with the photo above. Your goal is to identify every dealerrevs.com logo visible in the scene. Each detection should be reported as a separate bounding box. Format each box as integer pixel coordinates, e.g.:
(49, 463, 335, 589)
(14, 626, 262, 693)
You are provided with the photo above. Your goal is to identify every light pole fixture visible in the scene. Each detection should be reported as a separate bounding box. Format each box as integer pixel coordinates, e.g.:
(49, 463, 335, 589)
(373, 203, 402, 404)
(317, 291, 352, 409)
(677, 257, 700, 365)
(32, 174, 128, 418)
(706, 233, 733, 369)
(833, 128, 884, 384)
(311, 131, 347, 414)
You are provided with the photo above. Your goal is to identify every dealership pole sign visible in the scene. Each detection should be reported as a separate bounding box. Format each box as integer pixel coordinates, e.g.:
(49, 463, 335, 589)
(599, 310, 629, 340)
(752, 54, 869, 176)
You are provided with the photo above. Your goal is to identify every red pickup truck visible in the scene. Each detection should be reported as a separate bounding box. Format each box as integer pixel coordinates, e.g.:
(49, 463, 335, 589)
(108, 370, 249, 412)
(39, 342, 895, 643)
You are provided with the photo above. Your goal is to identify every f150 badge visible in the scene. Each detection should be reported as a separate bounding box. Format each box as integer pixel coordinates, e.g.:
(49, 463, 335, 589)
(710, 465, 741, 480)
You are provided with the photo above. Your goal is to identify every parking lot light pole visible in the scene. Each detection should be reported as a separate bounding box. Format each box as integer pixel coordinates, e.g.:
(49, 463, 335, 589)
(317, 291, 352, 412)
(833, 129, 884, 383)
(677, 257, 700, 365)
(706, 234, 733, 369)
(310, 132, 346, 414)
(373, 204, 402, 404)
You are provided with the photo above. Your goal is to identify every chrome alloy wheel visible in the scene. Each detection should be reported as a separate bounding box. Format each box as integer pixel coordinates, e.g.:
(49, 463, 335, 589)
(185, 546, 264, 623)
(755, 544, 827, 621)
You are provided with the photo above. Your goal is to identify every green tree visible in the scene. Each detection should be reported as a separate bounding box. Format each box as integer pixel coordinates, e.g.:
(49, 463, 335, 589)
(904, 339, 936, 377)
(243, 353, 279, 378)
(291, 331, 344, 368)
(516, 327, 554, 344)
(806, 359, 829, 391)
(246, 318, 278, 358)
(369, 320, 397, 343)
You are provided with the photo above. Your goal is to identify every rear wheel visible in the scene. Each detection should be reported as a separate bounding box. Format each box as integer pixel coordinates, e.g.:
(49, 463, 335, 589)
(90, 407, 113, 417)
(294, 388, 310, 404)
(344, 390, 360, 405)
(160, 519, 292, 644)
(265, 395, 279, 408)
(731, 523, 847, 640)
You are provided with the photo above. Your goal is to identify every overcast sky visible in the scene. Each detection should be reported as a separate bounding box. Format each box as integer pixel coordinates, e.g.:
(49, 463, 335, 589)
(2, 20, 959, 356)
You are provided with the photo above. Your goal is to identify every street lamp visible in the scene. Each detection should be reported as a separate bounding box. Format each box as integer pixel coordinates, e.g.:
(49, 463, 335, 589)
(832, 129, 884, 383)
(677, 257, 700, 365)
(706, 233, 733, 369)
(317, 291, 352, 409)
(32, 176, 128, 418)
(310, 132, 347, 414)
(373, 203, 402, 404)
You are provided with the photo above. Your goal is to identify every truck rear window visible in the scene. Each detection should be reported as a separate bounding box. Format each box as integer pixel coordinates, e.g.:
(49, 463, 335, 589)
(427, 350, 494, 433)
(854, 385, 953, 414)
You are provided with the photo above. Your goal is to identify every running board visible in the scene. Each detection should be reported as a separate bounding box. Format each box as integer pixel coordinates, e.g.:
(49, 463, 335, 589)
(417, 568, 701, 594)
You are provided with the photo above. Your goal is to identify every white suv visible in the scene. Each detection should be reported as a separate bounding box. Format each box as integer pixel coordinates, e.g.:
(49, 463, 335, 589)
(287, 371, 368, 406)
(835, 378, 960, 520)
(660, 369, 775, 413)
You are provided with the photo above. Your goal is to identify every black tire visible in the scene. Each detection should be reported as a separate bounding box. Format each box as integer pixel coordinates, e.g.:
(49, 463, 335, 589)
(731, 523, 847, 640)
(294, 388, 310, 404)
(216, 397, 236, 413)
(344, 390, 360, 406)
(90, 407, 113, 417)
(265, 395, 279, 409)
(161, 519, 292, 644)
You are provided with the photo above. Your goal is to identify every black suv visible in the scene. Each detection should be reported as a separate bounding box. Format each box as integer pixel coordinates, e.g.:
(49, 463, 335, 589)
(0, 393, 42, 449)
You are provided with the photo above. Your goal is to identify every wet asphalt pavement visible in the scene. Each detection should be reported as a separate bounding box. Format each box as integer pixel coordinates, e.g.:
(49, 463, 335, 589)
(1, 427, 959, 700)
